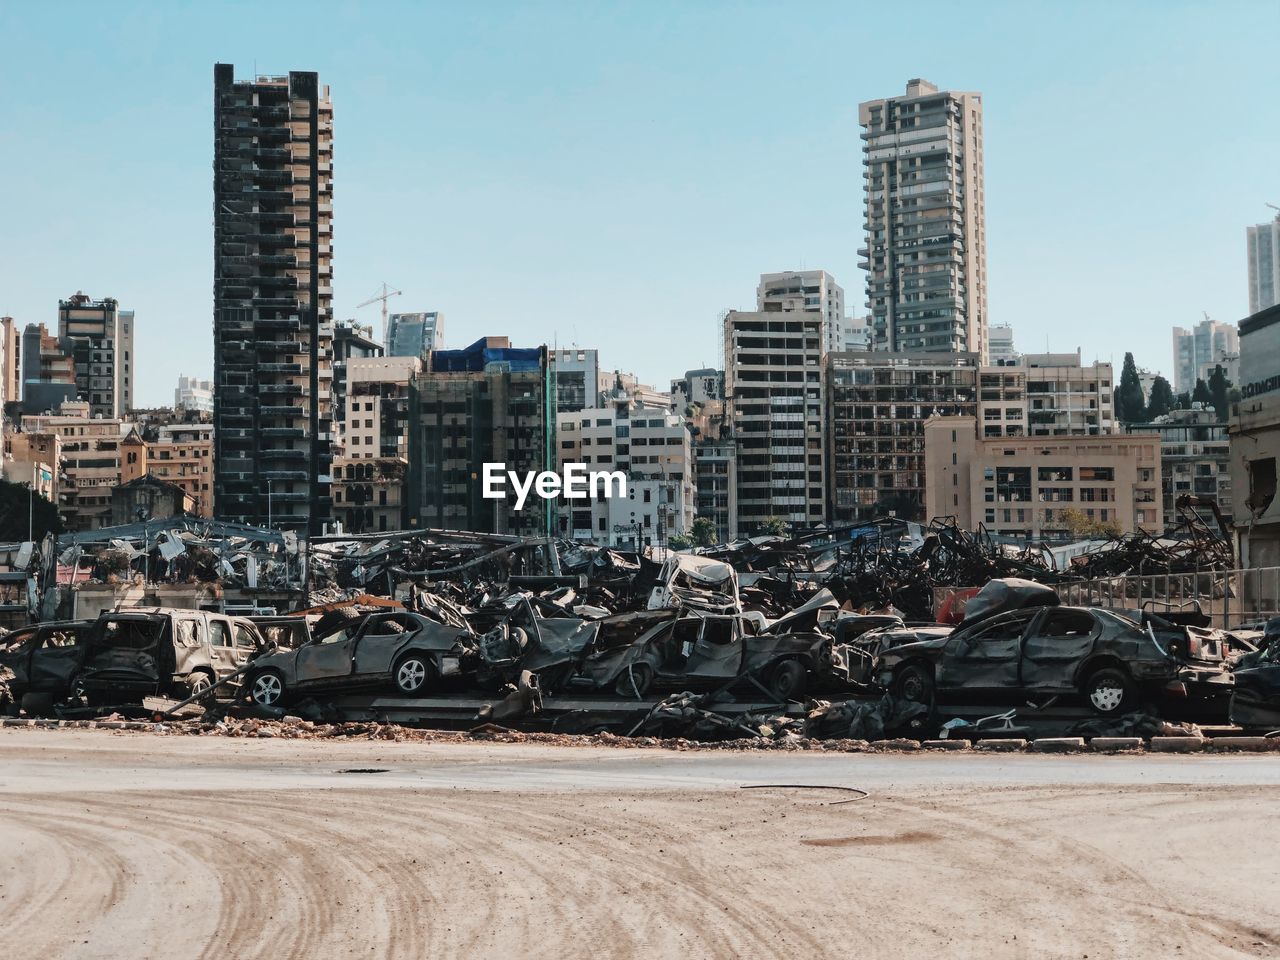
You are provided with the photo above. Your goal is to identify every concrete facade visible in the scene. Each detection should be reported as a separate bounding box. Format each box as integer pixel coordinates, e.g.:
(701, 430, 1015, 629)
(22, 403, 132, 531)
(213, 64, 335, 534)
(1230, 303, 1280, 569)
(1126, 406, 1230, 528)
(859, 79, 987, 360)
(924, 417, 1163, 539)
(988, 323, 1017, 365)
(826, 351, 978, 523)
(724, 309, 826, 535)
(549, 348, 600, 413)
(976, 353, 1115, 440)
(57, 292, 134, 419)
(757, 271, 846, 356)
(174, 375, 214, 414)
(555, 387, 694, 546)
(386, 312, 443, 359)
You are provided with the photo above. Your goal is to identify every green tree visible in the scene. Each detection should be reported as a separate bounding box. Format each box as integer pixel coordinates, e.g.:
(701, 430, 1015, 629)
(1192, 377, 1212, 407)
(1174, 391, 1192, 410)
(1207, 365, 1231, 421)
(1059, 507, 1123, 539)
(1115, 352, 1145, 424)
(690, 516, 718, 547)
(0, 479, 62, 542)
(757, 516, 788, 537)
(1145, 375, 1175, 419)
(667, 533, 691, 551)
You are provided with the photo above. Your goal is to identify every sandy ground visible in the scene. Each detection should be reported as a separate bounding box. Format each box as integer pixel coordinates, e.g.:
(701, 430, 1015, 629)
(0, 730, 1277, 959)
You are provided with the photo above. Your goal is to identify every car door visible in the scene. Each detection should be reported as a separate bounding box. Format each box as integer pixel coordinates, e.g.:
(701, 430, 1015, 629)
(230, 622, 260, 670)
(936, 611, 1037, 694)
(685, 616, 744, 680)
(206, 618, 239, 680)
(1020, 608, 1099, 691)
(27, 625, 87, 695)
(351, 613, 417, 677)
(293, 622, 363, 685)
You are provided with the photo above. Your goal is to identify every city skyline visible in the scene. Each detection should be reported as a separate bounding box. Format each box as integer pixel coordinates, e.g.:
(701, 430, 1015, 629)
(2, 1, 1278, 406)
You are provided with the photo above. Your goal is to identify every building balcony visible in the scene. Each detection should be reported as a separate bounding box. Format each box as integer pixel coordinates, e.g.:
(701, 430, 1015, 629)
(261, 405, 305, 417)
(255, 339, 304, 352)
(261, 470, 309, 482)
(259, 363, 303, 374)
(252, 297, 299, 309)
(254, 317, 301, 331)
(263, 448, 307, 461)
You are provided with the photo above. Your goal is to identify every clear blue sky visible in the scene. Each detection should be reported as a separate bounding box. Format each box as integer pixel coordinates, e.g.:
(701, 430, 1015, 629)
(2, 0, 1277, 406)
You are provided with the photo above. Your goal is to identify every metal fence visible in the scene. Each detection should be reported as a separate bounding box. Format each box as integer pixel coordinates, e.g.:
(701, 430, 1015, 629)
(1057, 566, 1280, 630)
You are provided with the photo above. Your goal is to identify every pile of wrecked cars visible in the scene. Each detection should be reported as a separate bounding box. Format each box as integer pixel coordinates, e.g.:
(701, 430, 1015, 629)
(1, 552, 1272, 737)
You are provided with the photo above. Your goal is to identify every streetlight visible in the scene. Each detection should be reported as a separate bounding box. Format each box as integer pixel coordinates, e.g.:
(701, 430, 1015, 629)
(135, 507, 150, 584)
(267, 478, 274, 529)
(24, 480, 33, 543)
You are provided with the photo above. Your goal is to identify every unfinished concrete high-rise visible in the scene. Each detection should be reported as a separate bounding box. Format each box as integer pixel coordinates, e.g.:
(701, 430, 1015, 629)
(859, 79, 987, 360)
(213, 64, 334, 533)
(757, 271, 846, 356)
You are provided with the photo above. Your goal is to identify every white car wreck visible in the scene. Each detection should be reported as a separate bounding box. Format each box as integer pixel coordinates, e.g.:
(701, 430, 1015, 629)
(647, 554, 741, 615)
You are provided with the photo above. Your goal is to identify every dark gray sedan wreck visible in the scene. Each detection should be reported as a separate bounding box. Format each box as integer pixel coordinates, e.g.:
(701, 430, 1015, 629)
(872, 603, 1231, 715)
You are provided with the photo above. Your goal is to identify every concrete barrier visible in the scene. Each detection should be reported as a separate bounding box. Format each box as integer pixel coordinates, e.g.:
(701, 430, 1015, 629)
(974, 739, 1027, 751)
(1207, 737, 1279, 752)
(1149, 736, 1207, 753)
(921, 739, 970, 750)
(1030, 738, 1087, 753)
(1088, 737, 1144, 752)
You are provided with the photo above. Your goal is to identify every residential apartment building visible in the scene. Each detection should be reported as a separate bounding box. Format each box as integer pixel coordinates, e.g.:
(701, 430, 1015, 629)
(2, 431, 59, 502)
(1247, 212, 1280, 315)
(19, 323, 76, 414)
(988, 323, 1017, 365)
(333, 321, 383, 451)
(146, 422, 215, 518)
(826, 351, 978, 523)
(21, 402, 131, 531)
(1172, 318, 1239, 395)
(924, 417, 1163, 539)
(757, 271, 846, 355)
(0, 316, 19, 410)
(555, 385, 694, 546)
(406, 338, 552, 537)
(1230, 302, 1280, 569)
(57, 292, 135, 418)
(844, 316, 872, 352)
(213, 64, 335, 533)
(669, 368, 723, 414)
(1126, 406, 1230, 527)
(549, 348, 600, 413)
(724, 309, 825, 536)
(859, 79, 987, 360)
(332, 355, 419, 532)
(386, 311, 444, 359)
(174, 375, 214, 414)
(976, 353, 1114, 439)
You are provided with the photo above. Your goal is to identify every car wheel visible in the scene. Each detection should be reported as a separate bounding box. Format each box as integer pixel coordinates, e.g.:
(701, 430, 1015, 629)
(393, 654, 434, 695)
(1084, 667, 1134, 715)
(187, 672, 214, 698)
(893, 663, 934, 704)
(20, 692, 55, 717)
(615, 662, 654, 699)
(249, 670, 285, 708)
(767, 659, 807, 701)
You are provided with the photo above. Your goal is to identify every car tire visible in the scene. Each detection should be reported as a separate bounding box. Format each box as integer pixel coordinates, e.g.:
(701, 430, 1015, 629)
(893, 663, 934, 704)
(186, 672, 214, 699)
(1083, 667, 1135, 716)
(248, 670, 286, 708)
(393, 653, 434, 696)
(767, 659, 807, 701)
(615, 662, 654, 699)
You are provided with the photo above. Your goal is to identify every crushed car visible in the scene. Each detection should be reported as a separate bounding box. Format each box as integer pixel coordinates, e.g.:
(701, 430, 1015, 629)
(647, 554, 741, 614)
(1229, 639, 1280, 729)
(244, 610, 476, 707)
(0, 619, 94, 714)
(870, 579, 1234, 716)
(78, 608, 265, 704)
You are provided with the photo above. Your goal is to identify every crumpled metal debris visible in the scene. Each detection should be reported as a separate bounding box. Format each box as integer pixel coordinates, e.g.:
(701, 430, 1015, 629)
(803, 693, 930, 741)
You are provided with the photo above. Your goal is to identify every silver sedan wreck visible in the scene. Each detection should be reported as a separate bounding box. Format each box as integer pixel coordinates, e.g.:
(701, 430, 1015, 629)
(245, 611, 475, 707)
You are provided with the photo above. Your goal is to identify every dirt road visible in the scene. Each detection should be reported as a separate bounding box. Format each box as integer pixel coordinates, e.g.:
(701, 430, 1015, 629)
(1, 730, 1277, 959)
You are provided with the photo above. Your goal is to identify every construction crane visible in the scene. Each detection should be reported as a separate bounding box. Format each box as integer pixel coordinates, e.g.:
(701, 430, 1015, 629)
(357, 282, 402, 346)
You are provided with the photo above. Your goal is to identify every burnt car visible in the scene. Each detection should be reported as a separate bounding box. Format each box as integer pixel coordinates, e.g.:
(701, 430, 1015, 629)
(647, 554, 741, 614)
(244, 610, 475, 707)
(470, 593, 598, 692)
(1229, 640, 1280, 729)
(79, 609, 264, 703)
(0, 620, 94, 712)
(872, 604, 1230, 715)
(571, 591, 847, 701)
